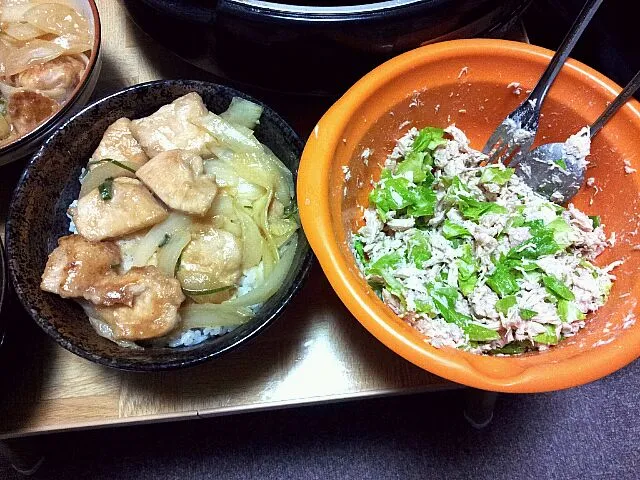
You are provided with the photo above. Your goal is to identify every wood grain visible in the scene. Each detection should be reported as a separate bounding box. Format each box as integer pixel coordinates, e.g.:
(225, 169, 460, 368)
(0, 0, 534, 439)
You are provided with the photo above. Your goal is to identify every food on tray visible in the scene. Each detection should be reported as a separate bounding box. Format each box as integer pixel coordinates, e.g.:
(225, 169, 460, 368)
(351, 125, 617, 355)
(41, 92, 300, 348)
(0, 0, 93, 145)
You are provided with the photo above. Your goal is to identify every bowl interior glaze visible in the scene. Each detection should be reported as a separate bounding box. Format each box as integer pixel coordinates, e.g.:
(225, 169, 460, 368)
(7, 80, 312, 371)
(298, 39, 640, 392)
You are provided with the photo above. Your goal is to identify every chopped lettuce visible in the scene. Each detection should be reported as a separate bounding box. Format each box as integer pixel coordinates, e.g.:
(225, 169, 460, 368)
(457, 244, 478, 296)
(369, 171, 413, 216)
(369, 170, 436, 219)
(366, 252, 402, 277)
(548, 217, 573, 248)
(557, 300, 586, 323)
(442, 220, 471, 239)
(479, 166, 514, 185)
(464, 323, 500, 341)
(396, 151, 435, 185)
(533, 325, 559, 345)
(486, 263, 519, 297)
(519, 308, 537, 320)
(407, 231, 431, 268)
(458, 196, 508, 220)
(353, 239, 366, 265)
(542, 275, 575, 301)
(412, 127, 447, 153)
(406, 185, 437, 217)
(495, 295, 517, 315)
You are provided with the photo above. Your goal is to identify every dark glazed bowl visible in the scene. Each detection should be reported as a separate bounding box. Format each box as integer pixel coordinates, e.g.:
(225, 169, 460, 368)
(6, 80, 313, 371)
(0, 237, 6, 349)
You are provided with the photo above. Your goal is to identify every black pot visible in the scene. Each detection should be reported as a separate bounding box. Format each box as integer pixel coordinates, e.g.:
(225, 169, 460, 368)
(125, 0, 532, 95)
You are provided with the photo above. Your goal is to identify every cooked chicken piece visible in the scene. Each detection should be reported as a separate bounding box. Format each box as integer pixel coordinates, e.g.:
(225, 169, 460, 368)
(177, 227, 243, 301)
(40, 235, 121, 298)
(89, 117, 149, 169)
(71, 177, 168, 242)
(14, 55, 85, 99)
(7, 90, 57, 135)
(136, 149, 217, 215)
(129, 92, 212, 158)
(86, 266, 185, 341)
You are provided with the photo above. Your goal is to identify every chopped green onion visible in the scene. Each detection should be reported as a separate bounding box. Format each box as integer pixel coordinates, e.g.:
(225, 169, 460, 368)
(88, 158, 138, 174)
(98, 177, 114, 201)
(183, 285, 234, 296)
(158, 233, 171, 248)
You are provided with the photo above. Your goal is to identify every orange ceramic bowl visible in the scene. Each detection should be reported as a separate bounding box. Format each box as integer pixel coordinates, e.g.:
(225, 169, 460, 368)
(298, 39, 640, 393)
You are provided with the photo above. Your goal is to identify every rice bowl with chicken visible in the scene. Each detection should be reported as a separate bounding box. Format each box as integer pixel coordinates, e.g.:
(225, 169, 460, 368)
(41, 92, 300, 349)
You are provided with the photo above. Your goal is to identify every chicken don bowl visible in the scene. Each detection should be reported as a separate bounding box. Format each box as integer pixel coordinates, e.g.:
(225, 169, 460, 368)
(7, 80, 311, 370)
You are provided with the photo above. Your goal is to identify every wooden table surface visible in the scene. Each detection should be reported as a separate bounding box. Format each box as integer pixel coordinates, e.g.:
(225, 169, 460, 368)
(0, 0, 466, 440)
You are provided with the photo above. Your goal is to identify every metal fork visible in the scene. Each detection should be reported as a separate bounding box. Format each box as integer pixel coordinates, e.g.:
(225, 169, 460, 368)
(482, 0, 604, 165)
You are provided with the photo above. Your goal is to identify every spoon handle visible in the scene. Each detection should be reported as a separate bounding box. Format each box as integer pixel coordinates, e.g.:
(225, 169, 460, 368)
(590, 69, 640, 137)
(527, 0, 604, 105)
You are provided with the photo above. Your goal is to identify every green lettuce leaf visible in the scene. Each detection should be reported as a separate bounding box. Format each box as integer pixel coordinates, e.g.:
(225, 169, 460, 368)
(458, 195, 508, 220)
(407, 231, 431, 268)
(464, 323, 500, 341)
(407, 185, 437, 217)
(457, 244, 478, 296)
(396, 151, 435, 185)
(557, 300, 586, 323)
(353, 239, 366, 265)
(366, 252, 402, 277)
(495, 295, 517, 315)
(369, 171, 413, 215)
(442, 220, 471, 239)
(479, 166, 515, 185)
(533, 325, 559, 345)
(486, 263, 519, 297)
(412, 127, 447, 153)
(542, 275, 575, 301)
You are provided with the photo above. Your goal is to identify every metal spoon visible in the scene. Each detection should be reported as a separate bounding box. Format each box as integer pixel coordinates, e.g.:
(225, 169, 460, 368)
(514, 69, 640, 203)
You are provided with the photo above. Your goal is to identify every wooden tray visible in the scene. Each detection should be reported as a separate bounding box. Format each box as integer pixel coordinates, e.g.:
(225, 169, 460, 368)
(0, 0, 531, 439)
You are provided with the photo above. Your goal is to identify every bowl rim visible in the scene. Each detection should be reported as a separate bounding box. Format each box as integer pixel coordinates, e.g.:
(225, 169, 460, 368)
(0, 0, 102, 155)
(6, 78, 314, 371)
(298, 38, 640, 393)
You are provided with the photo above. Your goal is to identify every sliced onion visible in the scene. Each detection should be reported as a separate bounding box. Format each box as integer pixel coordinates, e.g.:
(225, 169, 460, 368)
(1, 22, 46, 41)
(79, 160, 138, 197)
(1, 1, 78, 23)
(52, 33, 92, 54)
(234, 202, 263, 270)
(195, 112, 262, 154)
(225, 236, 298, 308)
(157, 230, 191, 277)
(179, 303, 253, 330)
(220, 97, 263, 130)
(203, 158, 239, 187)
(2, 38, 65, 76)
(23, 3, 91, 38)
(262, 145, 295, 207)
(130, 213, 192, 268)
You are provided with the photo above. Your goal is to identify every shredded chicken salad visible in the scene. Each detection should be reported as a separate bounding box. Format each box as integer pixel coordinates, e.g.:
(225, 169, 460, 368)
(352, 125, 616, 355)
